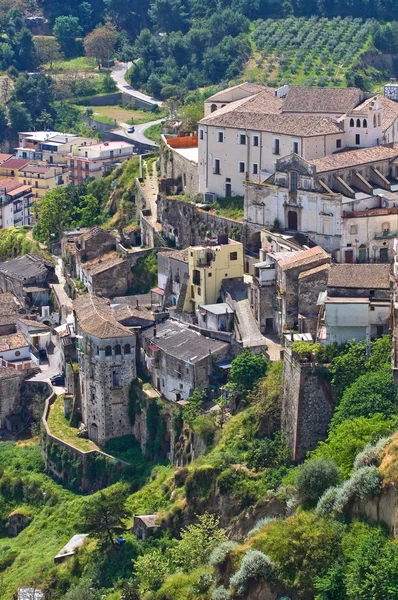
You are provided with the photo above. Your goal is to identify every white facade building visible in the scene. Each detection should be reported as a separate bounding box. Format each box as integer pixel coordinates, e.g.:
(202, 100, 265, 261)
(199, 84, 398, 198)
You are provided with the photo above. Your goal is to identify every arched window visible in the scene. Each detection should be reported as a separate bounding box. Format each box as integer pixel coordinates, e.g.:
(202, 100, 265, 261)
(356, 119, 361, 128)
(105, 345, 112, 357)
(350, 118, 354, 127)
(363, 119, 367, 128)
(210, 104, 217, 113)
(378, 113, 381, 126)
(373, 114, 377, 127)
(221, 104, 226, 108)
(124, 343, 131, 355)
(114, 344, 121, 355)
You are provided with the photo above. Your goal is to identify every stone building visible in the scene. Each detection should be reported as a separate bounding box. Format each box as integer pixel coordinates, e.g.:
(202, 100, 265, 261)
(159, 135, 199, 196)
(142, 319, 229, 402)
(250, 245, 330, 335)
(0, 367, 22, 429)
(317, 263, 393, 344)
(0, 254, 55, 308)
(62, 226, 116, 278)
(199, 84, 398, 198)
(0, 293, 23, 335)
(80, 253, 132, 298)
(282, 346, 334, 461)
(155, 249, 189, 309)
(245, 147, 398, 262)
(74, 294, 137, 445)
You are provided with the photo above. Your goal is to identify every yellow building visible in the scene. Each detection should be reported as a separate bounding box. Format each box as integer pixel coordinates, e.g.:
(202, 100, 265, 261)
(18, 163, 69, 198)
(183, 235, 244, 312)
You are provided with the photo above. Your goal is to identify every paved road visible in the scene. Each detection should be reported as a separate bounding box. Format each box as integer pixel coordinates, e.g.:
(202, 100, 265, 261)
(26, 335, 65, 395)
(111, 61, 163, 106)
(114, 118, 164, 147)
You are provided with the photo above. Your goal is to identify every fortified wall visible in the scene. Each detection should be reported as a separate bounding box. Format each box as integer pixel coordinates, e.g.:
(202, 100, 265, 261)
(156, 196, 262, 250)
(282, 348, 334, 462)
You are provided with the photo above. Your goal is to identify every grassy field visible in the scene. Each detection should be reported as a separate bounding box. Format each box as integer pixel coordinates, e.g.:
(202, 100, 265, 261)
(144, 122, 163, 142)
(75, 104, 166, 127)
(46, 396, 98, 452)
(44, 56, 98, 73)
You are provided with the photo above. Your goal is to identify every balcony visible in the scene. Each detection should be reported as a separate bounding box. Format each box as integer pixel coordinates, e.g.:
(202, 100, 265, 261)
(374, 230, 398, 239)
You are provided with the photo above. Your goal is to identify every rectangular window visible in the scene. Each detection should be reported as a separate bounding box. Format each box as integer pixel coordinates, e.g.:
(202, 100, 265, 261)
(252, 135, 259, 147)
(213, 159, 221, 175)
(252, 163, 258, 175)
(199, 129, 204, 140)
(355, 134, 360, 145)
(292, 141, 299, 154)
(273, 139, 280, 155)
(239, 133, 246, 145)
(336, 139, 342, 149)
(230, 251, 238, 260)
(289, 171, 298, 193)
(217, 131, 224, 142)
(239, 161, 245, 173)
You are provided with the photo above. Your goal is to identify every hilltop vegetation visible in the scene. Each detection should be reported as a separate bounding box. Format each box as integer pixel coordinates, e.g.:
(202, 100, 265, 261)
(2, 338, 398, 598)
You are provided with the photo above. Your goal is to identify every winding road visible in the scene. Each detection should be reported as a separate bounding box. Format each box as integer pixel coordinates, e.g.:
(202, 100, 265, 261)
(111, 61, 163, 107)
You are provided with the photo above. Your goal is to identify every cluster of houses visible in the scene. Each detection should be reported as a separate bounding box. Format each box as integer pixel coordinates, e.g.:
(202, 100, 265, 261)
(1, 82, 398, 452)
(0, 130, 134, 229)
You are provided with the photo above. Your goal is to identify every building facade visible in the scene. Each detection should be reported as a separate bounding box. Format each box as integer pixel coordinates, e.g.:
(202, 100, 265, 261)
(69, 141, 134, 183)
(74, 295, 137, 445)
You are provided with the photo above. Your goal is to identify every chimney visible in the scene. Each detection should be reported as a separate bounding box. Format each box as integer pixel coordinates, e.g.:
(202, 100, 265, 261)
(153, 322, 157, 337)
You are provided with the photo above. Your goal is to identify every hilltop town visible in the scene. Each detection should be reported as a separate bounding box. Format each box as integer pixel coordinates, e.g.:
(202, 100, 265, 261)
(2, 4, 398, 592)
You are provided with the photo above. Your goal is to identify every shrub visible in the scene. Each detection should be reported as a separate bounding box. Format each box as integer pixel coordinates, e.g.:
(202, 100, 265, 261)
(229, 550, 274, 596)
(331, 370, 398, 427)
(246, 517, 275, 539)
(316, 486, 341, 517)
(209, 541, 239, 568)
(212, 586, 231, 600)
(353, 437, 390, 471)
(190, 572, 214, 594)
(316, 467, 382, 516)
(296, 458, 339, 502)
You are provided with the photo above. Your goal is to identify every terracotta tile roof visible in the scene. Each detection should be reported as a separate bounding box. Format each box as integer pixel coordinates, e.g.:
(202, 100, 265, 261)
(83, 252, 125, 276)
(74, 294, 133, 338)
(298, 263, 331, 279)
(327, 264, 392, 289)
(281, 86, 363, 114)
(0, 158, 31, 170)
(310, 145, 398, 172)
(0, 293, 22, 326)
(0, 178, 26, 192)
(201, 108, 342, 136)
(278, 246, 330, 270)
(7, 185, 32, 197)
(205, 83, 270, 102)
(0, 154, 13, 164)
(76, 226, 115, 243)
(112, 304, 154, 323)
(158, 248, 189, 263)
(0, 366, 20, 379)
(377, 95, 398, 132)
(0, 332, 28, 352)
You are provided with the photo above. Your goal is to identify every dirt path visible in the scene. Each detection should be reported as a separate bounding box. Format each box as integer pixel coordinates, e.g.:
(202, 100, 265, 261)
(142, 159, 162, 231)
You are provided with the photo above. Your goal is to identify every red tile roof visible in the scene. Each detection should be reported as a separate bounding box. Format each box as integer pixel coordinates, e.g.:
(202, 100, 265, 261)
(0, 158, 31, 170)
(278, 246, 330, 270)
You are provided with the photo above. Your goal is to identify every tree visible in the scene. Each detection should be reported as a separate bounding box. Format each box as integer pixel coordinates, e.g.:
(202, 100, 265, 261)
(133, 548, 170, 594)
(34, 36, 63, 68)
(332, 370, 398, 427)
(329, 341, 367, 399)
(81, 484, 129, 550)
(78, 2, 94, 34)
(33, 188, 72, 242)
(77, 194, 102, 227)
(0, 105, 7, 142)
(180, 100, 203, 132)
(230, 350, 268, 391)
(170, 513, 227, 571)
(14, 28, 37, 71)
(53, 16, 82, 57)
(84, 24, 116, 69)
(182, 389, 205, 426)
(296, 458, 339, 502)
(7, 101, 32, 132)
